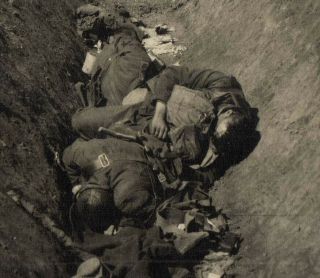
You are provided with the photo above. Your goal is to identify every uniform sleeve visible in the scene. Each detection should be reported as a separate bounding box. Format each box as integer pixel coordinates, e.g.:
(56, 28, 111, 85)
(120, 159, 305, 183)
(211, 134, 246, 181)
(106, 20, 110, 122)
(147, 66, 242, 104)
(147, 66, 189, 104)
(186, 68, 242, 92)
(62, 143, 81, 186)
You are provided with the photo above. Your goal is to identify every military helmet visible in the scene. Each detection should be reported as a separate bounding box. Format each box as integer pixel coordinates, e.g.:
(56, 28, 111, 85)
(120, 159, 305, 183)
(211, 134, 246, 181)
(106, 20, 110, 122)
(75, 185, 117, 232)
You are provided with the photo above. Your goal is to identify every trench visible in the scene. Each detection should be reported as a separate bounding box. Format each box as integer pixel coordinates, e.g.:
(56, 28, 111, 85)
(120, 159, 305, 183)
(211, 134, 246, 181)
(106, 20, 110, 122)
(1, 0, 320, 277)
(0, 0, 87, 276)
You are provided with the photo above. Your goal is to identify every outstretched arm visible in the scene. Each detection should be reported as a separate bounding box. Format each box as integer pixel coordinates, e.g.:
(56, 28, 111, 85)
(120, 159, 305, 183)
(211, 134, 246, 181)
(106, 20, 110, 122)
(147, 66, 188, 104)
(147, 65, 240, 104)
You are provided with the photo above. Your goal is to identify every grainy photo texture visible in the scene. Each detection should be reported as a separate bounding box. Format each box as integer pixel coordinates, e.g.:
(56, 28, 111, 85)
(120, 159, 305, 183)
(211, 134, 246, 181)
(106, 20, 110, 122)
(0, 0, 319, 277)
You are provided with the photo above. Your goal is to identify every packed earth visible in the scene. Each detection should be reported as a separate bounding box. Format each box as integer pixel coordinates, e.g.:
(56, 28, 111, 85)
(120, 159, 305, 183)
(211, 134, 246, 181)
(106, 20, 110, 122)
(0, 1, 319, 278)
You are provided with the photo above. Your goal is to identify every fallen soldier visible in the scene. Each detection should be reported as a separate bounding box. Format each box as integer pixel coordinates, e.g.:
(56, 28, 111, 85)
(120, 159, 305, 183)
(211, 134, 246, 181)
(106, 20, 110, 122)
(84, 25, 156, 107)
(64, 67, 250, 277)
(78, 22, 160, 107)
(63, 119, 213, 231)
(63, 136, 238, 277)
(76, 4, 142, 46)
(76, 4, 160, 107)
(63, 136, 162, 232)
(71, 66, 256, 184)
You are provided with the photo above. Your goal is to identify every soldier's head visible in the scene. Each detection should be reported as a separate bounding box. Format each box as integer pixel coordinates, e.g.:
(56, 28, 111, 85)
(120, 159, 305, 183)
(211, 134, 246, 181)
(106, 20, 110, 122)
(75, 185, 118, 233)
(213, 108, 248, 152)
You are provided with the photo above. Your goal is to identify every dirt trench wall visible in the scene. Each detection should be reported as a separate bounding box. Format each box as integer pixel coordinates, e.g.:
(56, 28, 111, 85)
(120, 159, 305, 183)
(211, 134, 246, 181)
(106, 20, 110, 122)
(0, 0, 86, 276)
(173, 0, 320, 277)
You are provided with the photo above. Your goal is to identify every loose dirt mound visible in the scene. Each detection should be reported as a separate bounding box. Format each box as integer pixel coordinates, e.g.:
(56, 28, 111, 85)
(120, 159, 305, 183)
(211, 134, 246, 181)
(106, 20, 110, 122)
(0, 0, 86, 276)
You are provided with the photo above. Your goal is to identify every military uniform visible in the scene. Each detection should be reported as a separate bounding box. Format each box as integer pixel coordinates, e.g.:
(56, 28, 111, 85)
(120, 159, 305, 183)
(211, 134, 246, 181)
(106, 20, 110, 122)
(84, 24, 156, 107)
(75, 3, 156, 107)
(70, 66, 254, 188)
(147, 66, 251, 116)
(73, 66, 252, 138)
(63, 137, 159, 228)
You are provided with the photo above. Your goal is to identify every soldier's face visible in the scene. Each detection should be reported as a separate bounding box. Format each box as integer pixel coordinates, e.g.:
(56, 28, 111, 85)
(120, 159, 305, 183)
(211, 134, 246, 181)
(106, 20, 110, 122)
(215, 110, 236, 139)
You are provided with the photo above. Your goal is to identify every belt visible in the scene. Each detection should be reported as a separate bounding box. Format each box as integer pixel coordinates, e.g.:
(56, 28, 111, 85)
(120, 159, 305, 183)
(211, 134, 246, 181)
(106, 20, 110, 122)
(82, 153, 110, 177)
(82, 152, 151, 177)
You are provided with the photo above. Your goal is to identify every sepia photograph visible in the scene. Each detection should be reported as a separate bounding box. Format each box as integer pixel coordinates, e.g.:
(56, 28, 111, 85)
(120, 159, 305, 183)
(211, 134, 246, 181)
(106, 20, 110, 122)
(0, 0, 319, 277)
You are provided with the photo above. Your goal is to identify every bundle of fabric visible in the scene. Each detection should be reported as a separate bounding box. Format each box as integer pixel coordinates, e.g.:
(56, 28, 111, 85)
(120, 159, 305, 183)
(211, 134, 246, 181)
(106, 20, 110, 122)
(72, 186, 239, 278)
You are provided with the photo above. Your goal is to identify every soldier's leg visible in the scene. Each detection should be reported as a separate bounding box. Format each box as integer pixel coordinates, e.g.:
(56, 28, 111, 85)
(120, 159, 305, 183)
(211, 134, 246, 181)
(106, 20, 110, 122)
(72, 104, 141, 139)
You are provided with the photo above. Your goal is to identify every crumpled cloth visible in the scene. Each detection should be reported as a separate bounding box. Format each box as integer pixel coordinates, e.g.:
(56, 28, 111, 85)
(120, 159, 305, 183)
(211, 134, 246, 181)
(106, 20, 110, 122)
(72, 186, 238, 277)
(74, 226, 190, 277)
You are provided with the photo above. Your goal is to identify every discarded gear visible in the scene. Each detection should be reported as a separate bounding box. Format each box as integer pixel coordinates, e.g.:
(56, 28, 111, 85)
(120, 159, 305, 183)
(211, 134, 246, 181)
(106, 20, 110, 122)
(141, 25, 187, 56)
(155, 24, 169, 35)
(82, 50, 98, 75)
(147, 49, 166, 71)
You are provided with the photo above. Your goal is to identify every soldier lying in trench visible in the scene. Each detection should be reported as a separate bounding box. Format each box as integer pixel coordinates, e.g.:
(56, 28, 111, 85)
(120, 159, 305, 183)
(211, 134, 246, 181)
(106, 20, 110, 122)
(73, 65, 255, 174)
(63, 127, 206, 232)
(63, 131, 242, 278)
(63, 66, 255, 233)
(76, 4, 161, 107)
(76, 3, 143, 47)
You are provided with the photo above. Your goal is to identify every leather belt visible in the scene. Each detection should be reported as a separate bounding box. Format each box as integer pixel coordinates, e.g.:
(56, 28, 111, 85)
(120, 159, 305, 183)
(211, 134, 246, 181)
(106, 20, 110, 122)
(82, 153, 110, 177)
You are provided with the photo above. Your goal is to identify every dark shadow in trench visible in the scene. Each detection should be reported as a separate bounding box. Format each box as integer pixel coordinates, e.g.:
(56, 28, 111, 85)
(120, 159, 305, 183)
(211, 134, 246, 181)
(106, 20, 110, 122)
(43, 123, 80, 273)
(43, 120, 78, 232)
(211, 107, 261, 180)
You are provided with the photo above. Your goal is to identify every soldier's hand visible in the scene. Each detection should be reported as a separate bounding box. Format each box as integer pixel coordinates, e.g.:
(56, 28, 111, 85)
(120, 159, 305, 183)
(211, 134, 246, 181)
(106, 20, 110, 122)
(150, 115, 168, 139)
(150, 101, 168, 139)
